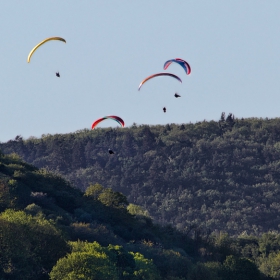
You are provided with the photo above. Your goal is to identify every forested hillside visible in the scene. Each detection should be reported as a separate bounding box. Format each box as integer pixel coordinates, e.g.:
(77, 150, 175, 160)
(0, 152, 193, 279)
(1, 151, 275, 279)
(2, 114, 280, 237)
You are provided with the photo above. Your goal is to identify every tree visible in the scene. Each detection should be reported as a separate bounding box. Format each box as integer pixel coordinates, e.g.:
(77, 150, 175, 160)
(130, 252, 161, 280)
(127, 203, 150, 218)
(212, 232, 235, 262)
(107, 244, 136, 279)
(259, 251, 280, 279)
(258, 232, 280, 256)
(0, 209, 69, 280)
(50, 241, 118, 280)
(49, 251, 118, 280)
(222, 255, 261, 280)
(84, 183, 104, 200)
(98, 188, 128, 209)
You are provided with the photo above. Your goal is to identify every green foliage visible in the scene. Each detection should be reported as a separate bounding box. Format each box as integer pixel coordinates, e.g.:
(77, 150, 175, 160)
(210, 232, 236, 261)
(125, 242, 193, 279)
(258, 232, 280, 256)
(259, 251, 280, 279)
(84, 184, 128, 210)
(49, 251, 118, 280)
(127, 203, 150, 218)
(222, 255, 261, 280)
(24, 203, 43, 216)
(130, 251, 161, 280)
(107, 244, 136, 277)
(50, 241, 161, 280)
(98, 188, 129, 209)
(84, 183, 104, 199)
(0, 209, 69, 279)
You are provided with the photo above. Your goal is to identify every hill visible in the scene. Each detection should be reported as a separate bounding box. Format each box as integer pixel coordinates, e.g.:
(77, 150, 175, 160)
(0, 151, 198, 279)
(0, 134, 280, 279)
(2, 114, 280, 237)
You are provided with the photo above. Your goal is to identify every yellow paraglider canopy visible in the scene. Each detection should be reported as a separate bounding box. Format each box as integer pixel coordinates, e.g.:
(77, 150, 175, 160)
(27, 37, 66, 63)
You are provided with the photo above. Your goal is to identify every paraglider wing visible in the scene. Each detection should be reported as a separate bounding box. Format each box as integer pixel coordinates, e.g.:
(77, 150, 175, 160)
(91, 117, 106, 129)
(138, 73, 182, 91)
(106, 117, 122, 126)
(163, 58, 191, 75)
(27, 37, 66, 63)
(91, 116, 125, 129)
(107, 116, 125, 127)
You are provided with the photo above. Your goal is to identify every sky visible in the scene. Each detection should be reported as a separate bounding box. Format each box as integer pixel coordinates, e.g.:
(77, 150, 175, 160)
(1, 1, 280, 142)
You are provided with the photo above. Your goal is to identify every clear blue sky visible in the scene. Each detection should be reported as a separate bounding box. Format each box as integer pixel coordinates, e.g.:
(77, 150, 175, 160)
(1, 1, 280, 142)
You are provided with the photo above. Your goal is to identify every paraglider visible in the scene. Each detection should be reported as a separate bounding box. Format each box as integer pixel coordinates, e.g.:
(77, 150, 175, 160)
(91, 116, 125, 129)
(163, 107, 166, 113)
(27, 37, 66, 63)
(56, 72, 60, 77)
(138, 73, 182, 91)
(163, 58, 191, 75)
(108, 149, 114, 154)
(174, 93, 181, 98)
